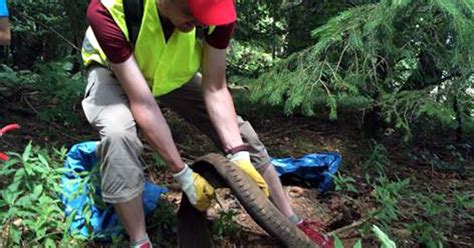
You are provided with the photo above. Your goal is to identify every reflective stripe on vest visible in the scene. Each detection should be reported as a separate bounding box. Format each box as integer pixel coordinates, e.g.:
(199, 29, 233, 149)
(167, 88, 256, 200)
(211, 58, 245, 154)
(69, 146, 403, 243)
(81, 0, 203, 96)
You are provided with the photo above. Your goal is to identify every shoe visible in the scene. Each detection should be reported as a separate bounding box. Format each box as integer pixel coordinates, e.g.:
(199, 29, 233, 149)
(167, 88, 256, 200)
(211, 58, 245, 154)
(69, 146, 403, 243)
(130, 235, 152, 248)
(132, 242, 151, 248)
(297, 220, 334, 248)
(137, 243, 151, 248)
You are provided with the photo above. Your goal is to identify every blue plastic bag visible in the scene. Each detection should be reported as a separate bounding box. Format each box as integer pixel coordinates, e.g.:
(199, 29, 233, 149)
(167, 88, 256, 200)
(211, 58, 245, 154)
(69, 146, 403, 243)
(60, 141, 168, 238)
(271, 152, 342, 193)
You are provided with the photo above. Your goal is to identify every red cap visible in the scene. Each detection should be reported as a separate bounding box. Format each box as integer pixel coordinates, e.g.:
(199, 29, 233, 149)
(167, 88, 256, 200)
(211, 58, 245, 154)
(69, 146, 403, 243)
(187, 0, 237, 26)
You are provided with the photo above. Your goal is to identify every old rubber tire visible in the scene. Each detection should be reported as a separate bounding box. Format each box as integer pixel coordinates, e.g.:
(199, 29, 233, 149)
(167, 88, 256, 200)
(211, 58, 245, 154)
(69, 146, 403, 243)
(191, 153, 319, 248)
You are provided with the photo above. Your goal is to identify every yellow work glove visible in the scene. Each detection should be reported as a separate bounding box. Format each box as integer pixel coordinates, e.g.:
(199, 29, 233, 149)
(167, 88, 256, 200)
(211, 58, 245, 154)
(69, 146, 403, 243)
(173, 164, 215, 211)
(228, 151, 270, 197)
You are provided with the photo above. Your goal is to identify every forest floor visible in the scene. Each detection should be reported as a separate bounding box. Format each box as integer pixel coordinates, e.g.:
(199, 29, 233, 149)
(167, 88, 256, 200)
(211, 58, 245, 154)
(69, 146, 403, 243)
(1, 89, 473, 247)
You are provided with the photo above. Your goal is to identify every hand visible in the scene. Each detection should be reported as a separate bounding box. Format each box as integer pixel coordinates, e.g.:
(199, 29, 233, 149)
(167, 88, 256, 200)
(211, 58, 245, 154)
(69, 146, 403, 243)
(229, 151, 270, 197)
(173, 164, 215, 211)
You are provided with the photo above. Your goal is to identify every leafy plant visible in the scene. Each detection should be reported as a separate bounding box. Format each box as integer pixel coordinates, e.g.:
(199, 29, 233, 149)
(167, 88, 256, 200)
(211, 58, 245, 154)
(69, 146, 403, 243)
(407, 143, 473, 176)
(151, 153, 168, 171)
(333, 225, 396, 248)
(0, 142, 75, 247)
(453, 190, 474, 211)
(110, 234, 126, 247)
(363, 141, 390, 177)
(372, 225, 397, 248)
(0, 59, 84, 125)
(149, 201, 177, 247)
(371, 177, 410, 228)
(334, 235, 362, 248)
(227, 41, 274, 77)
(4, 0, 87, 67)
(34, 59, 84, 123)
(405, 191, 472, 247)
(333, 172, 358, 193)
(211, 210, 238, 240)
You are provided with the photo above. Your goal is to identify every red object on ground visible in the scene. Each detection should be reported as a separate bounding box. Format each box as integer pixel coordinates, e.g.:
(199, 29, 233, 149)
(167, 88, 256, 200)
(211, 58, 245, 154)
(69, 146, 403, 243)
(297, 220, 335, 248)
(0, 123, 20, 161)
(0, 152, 8, 161)
(1, 123, 20, 136)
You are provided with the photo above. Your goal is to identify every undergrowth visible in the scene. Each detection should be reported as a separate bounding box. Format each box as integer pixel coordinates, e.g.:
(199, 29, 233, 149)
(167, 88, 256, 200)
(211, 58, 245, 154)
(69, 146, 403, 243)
(0, 143, 77, 247)
(333, 140, 472, 247)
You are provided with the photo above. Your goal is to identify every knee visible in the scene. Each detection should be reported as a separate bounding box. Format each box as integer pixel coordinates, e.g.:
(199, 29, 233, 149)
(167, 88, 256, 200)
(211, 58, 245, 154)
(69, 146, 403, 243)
(256, 161, 272, 175)
(99, 130, 143, 156)
(239, 120, 261, 144)
(98, 130, 145, 203)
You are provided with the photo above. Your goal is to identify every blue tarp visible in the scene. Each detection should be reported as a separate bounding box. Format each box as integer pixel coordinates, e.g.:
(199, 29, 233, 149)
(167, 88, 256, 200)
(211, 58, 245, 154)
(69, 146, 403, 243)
(60, 141, 168, 238)
(271, 152, 342, 193)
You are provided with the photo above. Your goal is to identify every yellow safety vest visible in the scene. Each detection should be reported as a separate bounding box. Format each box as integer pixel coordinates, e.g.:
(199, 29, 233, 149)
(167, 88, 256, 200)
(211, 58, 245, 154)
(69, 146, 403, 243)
(82, 0, 206, 96)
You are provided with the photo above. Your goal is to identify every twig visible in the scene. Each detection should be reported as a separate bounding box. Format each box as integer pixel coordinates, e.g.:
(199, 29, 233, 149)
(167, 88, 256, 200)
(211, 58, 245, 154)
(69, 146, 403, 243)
(215, 192, 228, 210)
(442, 236, 473, 247)
(327, 217, 370, 236)
(335, 41, 350, 73)
(227, 85, 249, 91)
(239, 227, 267, 237)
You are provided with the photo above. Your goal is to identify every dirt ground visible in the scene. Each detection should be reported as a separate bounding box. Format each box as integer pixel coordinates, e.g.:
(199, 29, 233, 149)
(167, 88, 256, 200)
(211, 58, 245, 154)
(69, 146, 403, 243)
(1, 91, 473, 247)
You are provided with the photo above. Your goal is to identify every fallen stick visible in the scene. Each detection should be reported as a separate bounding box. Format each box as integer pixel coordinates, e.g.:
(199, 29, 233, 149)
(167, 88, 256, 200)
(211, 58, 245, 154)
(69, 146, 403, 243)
(327, 217, 370, 236)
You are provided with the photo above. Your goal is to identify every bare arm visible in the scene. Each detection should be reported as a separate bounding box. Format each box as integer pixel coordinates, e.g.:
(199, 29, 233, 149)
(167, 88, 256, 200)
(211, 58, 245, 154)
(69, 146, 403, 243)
(111, 56, 185, 173)
(0, 18, 10, 45)
(201, 43, 243, 152)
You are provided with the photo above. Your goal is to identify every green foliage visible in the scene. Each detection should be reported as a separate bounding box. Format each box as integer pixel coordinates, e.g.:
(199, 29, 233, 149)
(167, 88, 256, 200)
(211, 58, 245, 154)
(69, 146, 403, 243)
(235, 0, 286, 54)
(0, 142, 75, 247)
(251, 0, 474, 137)
(151, 153, 168, 171)
(227, 41, 274, 77)
(363, 141, 390, 176)
(408, 144, 473, 176)
(68, 160, 110, 240)
(372, 225, 397, 248)
(371, 177, 410, 228)
(150, 201, 177, 247)
(334, 235, 362, 248)
(110, 235, 126, 247)
(3, 0, 87, 67)
(453, 190, 474, 210)
(333, 235, 344, 248)
(333, 172, 358, 193)
(406, 191, 473, 247)
(211, 210, 238, 239)
(334, 225, 396, 248)
(427, 145, 472, 175)
(0, 59, 84, 124)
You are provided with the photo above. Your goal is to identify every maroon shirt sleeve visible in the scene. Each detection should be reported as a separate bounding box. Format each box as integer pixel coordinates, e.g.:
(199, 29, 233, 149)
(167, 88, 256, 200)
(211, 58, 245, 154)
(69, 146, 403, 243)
(205, 22, 236, 49)
(87, 0, 132, 63)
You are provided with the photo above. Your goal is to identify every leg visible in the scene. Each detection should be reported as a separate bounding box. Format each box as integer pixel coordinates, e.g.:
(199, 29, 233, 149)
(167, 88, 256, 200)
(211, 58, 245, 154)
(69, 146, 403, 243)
(262, 164, 296, 218)
(159, 74, 296, 218)
(82, 66, 148, 244)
